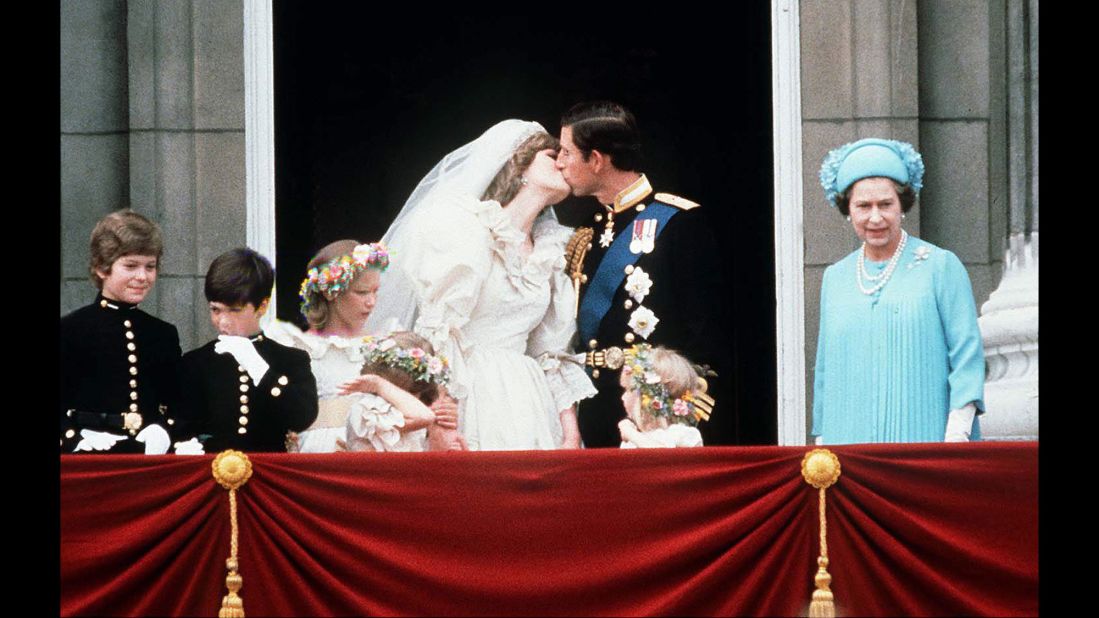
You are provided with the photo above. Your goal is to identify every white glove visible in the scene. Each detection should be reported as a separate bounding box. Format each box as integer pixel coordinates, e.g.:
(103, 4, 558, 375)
(74, 429, 126, 452)
(944, 403, 977, 442)
(215, 335, 270, 384)
(135, 424, 171, 454)
(173, 438, 205, 455)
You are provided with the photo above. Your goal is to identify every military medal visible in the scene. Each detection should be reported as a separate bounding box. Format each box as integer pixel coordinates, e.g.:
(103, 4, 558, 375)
(122, 411, 143, 434)
(631, 219, 657, 254)
(598, 207, 615, 248)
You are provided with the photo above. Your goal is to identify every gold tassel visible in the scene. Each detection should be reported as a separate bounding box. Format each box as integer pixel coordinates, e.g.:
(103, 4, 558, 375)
(802, 449, 841, 618)
(213, 451, 253, 618)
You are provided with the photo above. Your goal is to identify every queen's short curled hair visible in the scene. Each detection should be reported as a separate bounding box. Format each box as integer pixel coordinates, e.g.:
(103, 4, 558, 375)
(834, 179, 917, 216)
(88, 210, 164, 289)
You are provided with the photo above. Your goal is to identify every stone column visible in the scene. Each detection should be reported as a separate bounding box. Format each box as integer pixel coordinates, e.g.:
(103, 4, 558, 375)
(127, 0, 246, 351)
(976, 0, 1038, 440)
(60, 0, 131, 314)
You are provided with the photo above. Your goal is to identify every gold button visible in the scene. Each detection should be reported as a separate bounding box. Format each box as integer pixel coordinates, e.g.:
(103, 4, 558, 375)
(129, 379, 137, 388)
(130, 391, 138, 400)
(240, 395, 248, 404)
(587, 243, 593, 251)
(240, 405, 249, 414)
(100, 300, 108, 308)
(127, 342, 136, 351)
(125, 331, 135, 340)
(123, 320, 132, 328)
(239, 375, 249, 383)
(129, 403, 138, 412)
(239, 416, 249, 426)
(624, 300, 634, 309)
(167, 418, 175, 425)
(65, 429, 75, 439)
(594, 213, 603, 222)
(624, 333, 635, 343)
(129, 367, 138, 375)
(238, 427, 247, 435)
(271, 387, 282, 397)
(588, 339, 598, 350)
(580, 274, 588, 283)
(128, 354, 137, 363)
(66, 409, 73, 417)
(636, 204, 646, 212)
(624, 265, 634, 275)
(238, 366, 246, 372)
(239, 384, 249, 393)
(278, 376, 289, 386)
(592, 369, 601, 379)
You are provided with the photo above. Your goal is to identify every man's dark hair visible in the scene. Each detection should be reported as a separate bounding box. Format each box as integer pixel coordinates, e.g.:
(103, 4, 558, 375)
(204, 248, 275, 308)
(560, 101, 643, 171)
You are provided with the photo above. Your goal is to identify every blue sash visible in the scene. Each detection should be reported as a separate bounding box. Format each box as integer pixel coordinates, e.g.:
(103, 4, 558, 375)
(577, 201, 679, 344)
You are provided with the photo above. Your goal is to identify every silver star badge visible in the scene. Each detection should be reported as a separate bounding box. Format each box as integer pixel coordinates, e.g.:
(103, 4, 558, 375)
(599, 227, 614, 248)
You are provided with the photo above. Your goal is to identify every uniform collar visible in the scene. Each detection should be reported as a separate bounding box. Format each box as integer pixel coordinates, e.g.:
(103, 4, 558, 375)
(96, 293, 139, 311)
(610, 174, 652, 214)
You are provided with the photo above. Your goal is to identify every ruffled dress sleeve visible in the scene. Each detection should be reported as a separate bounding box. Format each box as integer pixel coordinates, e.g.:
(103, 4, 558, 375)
(400, 194, 496, 402)
(344, 393, 405, 452)
(525, 219, 597, 412)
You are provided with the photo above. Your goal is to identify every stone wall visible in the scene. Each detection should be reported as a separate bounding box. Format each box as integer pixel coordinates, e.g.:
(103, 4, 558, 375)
(60, 0, 246, 353)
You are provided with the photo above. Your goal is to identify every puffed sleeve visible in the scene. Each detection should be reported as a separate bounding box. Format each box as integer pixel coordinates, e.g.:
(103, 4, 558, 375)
(811, 266, 834, 438)
(345, 393, 405, 452)
(402, 194, 495, 401)
(935, 250, 986, 413)
(526, 221, 597, 412)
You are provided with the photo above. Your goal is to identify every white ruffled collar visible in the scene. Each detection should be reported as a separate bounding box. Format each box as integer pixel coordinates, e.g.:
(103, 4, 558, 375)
(462, 198, 570, 289)
(263, 319, 367, 362)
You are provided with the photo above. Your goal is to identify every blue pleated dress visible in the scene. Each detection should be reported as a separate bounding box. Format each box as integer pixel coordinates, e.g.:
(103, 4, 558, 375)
(811, 236, 986, 444)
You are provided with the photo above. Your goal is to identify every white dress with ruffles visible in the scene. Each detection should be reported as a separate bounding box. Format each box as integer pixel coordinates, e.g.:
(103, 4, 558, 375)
(344, 392, 427, 452)
(619, 424, 704, 449)
(395, 194, 597, 450)
(264, 320, 368, 453)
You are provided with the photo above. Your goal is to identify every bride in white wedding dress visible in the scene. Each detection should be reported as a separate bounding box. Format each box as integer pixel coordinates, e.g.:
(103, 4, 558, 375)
(367, 120, 595, 450)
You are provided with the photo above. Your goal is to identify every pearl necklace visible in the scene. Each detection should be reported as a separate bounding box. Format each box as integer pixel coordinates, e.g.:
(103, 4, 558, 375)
(856, 230, 908, 295)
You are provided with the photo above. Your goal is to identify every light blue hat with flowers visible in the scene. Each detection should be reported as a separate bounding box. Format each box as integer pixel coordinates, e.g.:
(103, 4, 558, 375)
(818, 138, 924, 207)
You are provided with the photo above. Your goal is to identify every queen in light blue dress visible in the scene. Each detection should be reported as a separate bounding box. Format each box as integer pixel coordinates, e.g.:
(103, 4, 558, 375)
(811, 139, 985, 444)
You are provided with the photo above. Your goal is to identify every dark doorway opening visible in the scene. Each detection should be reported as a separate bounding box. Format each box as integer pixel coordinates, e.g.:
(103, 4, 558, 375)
(273, 7, 777, 445)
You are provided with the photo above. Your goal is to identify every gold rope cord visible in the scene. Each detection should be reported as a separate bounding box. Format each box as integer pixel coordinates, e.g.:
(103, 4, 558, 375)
(212, 450, 253, 618)
(802, 449, 841, 618)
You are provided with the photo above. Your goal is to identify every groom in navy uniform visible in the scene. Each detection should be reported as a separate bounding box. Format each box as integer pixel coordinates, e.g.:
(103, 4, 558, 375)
(556, 101, 725, 448)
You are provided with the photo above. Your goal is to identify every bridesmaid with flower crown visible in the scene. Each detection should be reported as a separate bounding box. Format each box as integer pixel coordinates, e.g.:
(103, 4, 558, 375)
(338, 331, 456, 452)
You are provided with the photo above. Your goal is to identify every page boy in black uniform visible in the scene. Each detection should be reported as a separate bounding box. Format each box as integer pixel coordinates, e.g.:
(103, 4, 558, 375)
(60, 210, 181, 454)
(176, 248, 318, 452)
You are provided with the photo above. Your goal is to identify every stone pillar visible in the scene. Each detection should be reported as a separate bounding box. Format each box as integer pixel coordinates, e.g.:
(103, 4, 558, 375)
(977, 0, 1038, 440)
(799, 0, 920, 438)
(127, 0, 246, 351)
(60, 0, 131, 314)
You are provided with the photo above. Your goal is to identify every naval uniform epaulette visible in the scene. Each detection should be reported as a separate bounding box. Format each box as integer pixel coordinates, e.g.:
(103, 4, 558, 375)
(653, 192, 701, 210)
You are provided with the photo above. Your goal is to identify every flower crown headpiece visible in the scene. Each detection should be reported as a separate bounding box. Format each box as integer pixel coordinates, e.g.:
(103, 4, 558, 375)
(361, 334, 451, 388)
(622, 344, 713, 426)
(299, 242, 390, 315)
(818, 138, 924, 207)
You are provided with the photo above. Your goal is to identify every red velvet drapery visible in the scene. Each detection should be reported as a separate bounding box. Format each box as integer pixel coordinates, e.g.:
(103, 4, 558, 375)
(60, 443, 1037, 617)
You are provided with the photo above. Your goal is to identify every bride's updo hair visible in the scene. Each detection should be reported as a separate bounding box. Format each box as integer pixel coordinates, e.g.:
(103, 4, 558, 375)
(302, 239, 361, 330)
(482, 132, 560, 206)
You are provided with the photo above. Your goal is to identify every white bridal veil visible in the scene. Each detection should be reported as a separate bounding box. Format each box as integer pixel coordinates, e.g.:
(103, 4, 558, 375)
(365, 119, 552, 333)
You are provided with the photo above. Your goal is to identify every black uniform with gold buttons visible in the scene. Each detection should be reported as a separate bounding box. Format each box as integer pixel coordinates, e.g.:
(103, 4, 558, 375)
(59, 294, 182, 453)
(573, 174, 723, 447)
(176, 334, 318, 452)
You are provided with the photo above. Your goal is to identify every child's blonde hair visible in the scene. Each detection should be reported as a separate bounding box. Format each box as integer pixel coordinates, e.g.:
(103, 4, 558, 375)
(647, 346, 708, 400)
(360, 331, 441, 406)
